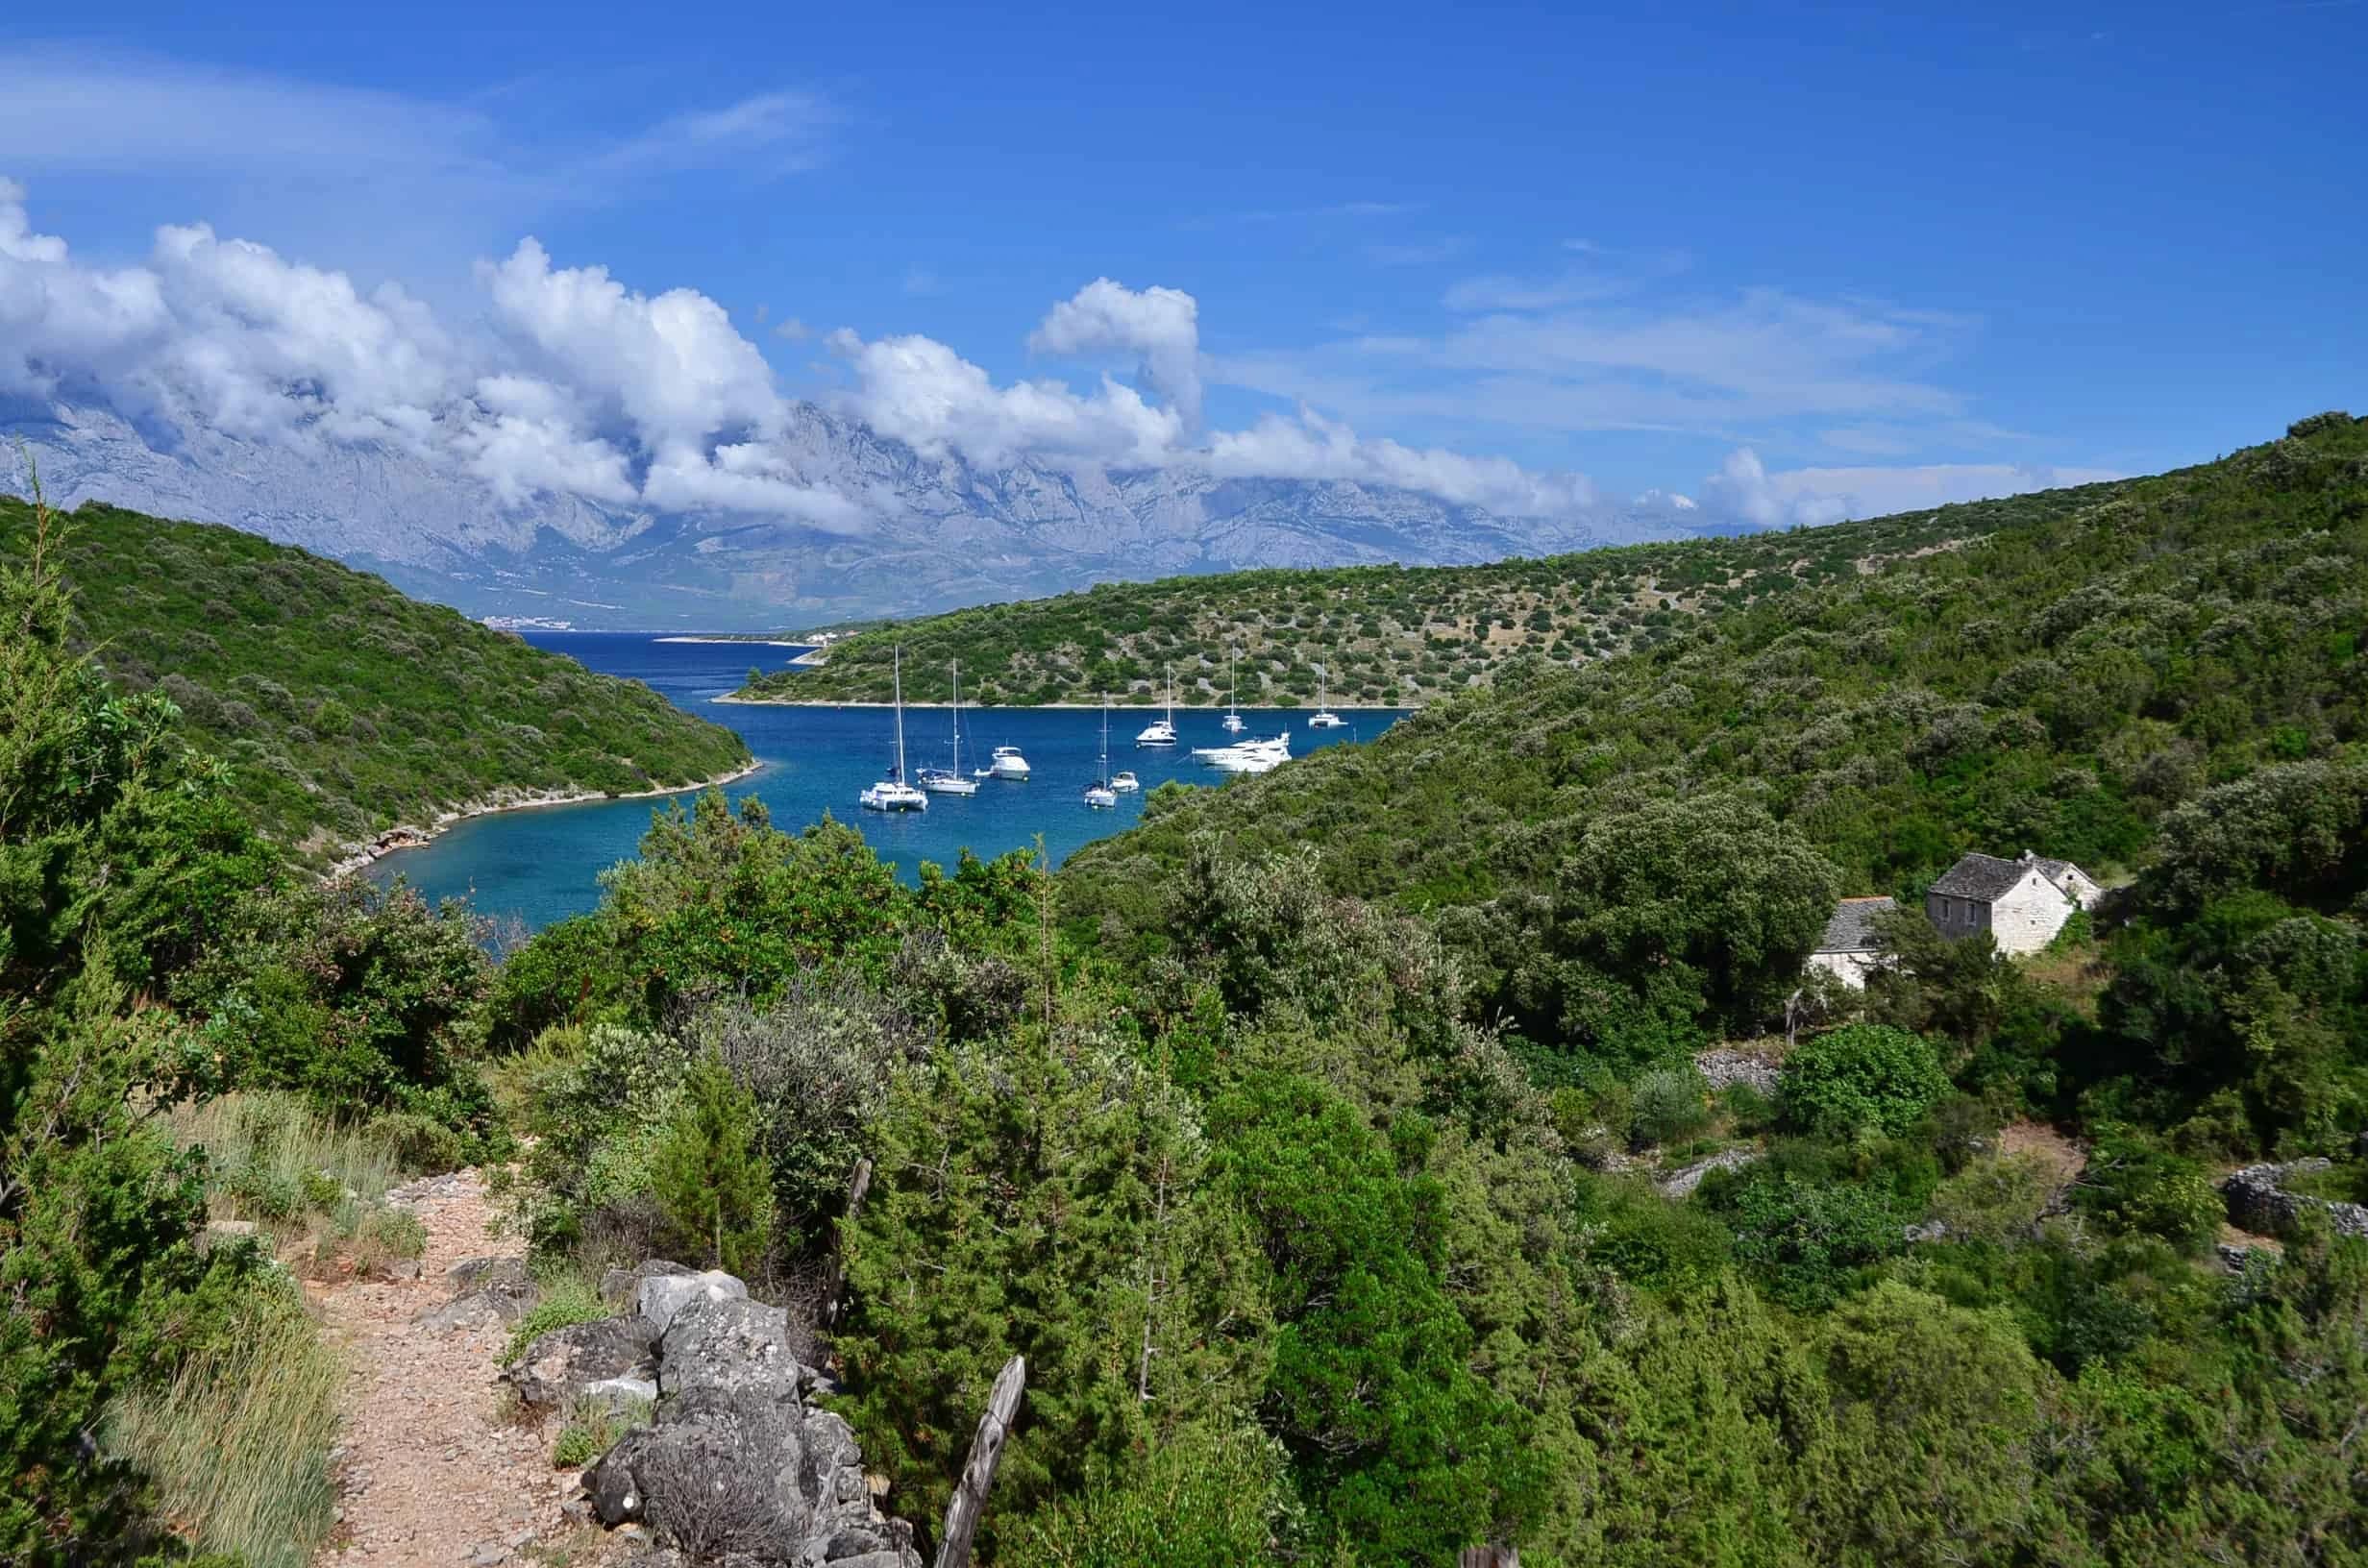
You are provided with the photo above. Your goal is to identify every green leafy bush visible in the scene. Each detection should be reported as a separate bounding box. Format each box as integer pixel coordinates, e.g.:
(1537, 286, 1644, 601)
(1783, 1024, 1951, 1139)
(1630, 1065, 1714, 1145)
(650, 1054, 775, 1277)
(2075, 1127, 2223, 1254)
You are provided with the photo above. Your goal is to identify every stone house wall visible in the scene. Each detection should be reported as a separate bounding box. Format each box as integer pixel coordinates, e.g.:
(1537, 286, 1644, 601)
(1986, 872, 2076, 955)
(1926, 888, 1992, 941)
(1926, 868, 2076, 955)
(1807, 948, 1881, 989)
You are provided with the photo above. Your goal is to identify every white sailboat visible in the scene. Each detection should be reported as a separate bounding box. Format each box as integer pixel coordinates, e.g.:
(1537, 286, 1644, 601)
(1135, 663, 1178, 747)
(1084, 698, 1118, 809)
(858, 646, 927, 812)
(1221, 656, 1246, 733)
(1307, 664, 1344, 729)
(918, 658, 980, 796)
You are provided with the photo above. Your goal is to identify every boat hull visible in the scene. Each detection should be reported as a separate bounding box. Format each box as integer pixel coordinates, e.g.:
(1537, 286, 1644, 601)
(859, 785, 928, 812)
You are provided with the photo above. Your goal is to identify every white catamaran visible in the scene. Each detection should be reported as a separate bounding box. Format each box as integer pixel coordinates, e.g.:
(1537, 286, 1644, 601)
(1084, 698, 1119, 809)
(1135, 663, 1178, 747)
(1307, 664, 1344, 728)
(918, 658, 980, 796)
(858, 647, 927, 812)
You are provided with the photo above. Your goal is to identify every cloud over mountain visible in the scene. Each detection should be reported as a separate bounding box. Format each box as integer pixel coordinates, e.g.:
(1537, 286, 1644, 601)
(0, 177, 2118, 622)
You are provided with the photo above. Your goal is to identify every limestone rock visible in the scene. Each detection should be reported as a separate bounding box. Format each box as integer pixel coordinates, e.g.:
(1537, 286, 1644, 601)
(657, 1295, 799, 1402)
(580, 1261, 921, 1567)
(501, 1315, 659, 1410)
(1657, 1146, 1760, 1199)
(426, 1256, 539, 1326)
(2222, 1159, 2368, 1239)
(635, 1269, 749, 1335)
(1693, 1047, 1781, 1097)
(601, 1258, 694, 1308)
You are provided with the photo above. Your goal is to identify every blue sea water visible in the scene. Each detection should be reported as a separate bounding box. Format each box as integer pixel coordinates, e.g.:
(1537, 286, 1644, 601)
(371, 632, 1406, 931)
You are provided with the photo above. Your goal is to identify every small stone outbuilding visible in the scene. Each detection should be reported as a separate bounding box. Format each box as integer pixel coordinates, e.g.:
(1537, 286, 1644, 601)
(1927, 850, 2099, 956)
(1807, 895, 1897, 988)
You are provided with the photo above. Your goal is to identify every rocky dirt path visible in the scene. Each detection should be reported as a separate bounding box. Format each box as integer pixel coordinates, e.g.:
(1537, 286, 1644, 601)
(308, 1171, 580, 1568)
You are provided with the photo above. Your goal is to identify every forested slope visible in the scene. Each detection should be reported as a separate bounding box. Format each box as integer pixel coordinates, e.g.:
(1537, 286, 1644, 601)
(733, 490, 2065, 706)
(15, 422, 2368, 1568)
(0, 492, 752, 864)
(1066, 413, 2368, 1035)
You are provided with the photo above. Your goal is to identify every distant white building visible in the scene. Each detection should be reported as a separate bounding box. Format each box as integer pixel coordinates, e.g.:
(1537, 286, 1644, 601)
(1808, 895, 1897, 989)
(1926, 851, 2102, 956)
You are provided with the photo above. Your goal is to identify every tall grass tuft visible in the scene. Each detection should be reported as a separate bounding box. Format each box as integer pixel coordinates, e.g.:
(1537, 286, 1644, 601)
(106, 1290, 345, 1568)
(169, 1090, 403, 1239)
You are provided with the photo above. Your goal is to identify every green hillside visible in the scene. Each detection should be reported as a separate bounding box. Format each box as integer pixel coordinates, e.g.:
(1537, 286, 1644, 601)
(1063, 413, 2368, 1036)
(731, 496, 2072, 706)
(0, 493, 752, 866)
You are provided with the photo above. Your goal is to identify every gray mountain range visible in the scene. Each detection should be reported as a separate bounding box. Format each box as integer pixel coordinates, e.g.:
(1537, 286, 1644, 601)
(3, 399, 1699, 627)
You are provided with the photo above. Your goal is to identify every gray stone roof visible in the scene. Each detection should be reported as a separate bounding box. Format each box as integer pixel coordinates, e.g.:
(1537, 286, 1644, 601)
(1930, 851, 2045, 902)
(1816, 895, 1896, 953)
(2031, 856, 2088, 885)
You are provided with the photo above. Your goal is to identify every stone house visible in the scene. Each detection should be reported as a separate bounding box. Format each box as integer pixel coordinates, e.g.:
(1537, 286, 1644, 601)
(1807, 895, 1897, 989)
(1926, 850, 2100, 956)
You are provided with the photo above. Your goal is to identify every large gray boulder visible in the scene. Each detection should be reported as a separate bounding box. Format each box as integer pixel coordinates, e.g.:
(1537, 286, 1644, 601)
(636, 1268, 749, 1335)
(502, 1314, 659, 1410)
(582, 1267, 918, 1567)
(658, 1295, 803, 1402)
(589, 1391, 912, 1565)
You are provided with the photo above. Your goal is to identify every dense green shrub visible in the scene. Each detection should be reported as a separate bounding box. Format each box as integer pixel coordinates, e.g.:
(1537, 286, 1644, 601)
(1630, 1065, 1714, 1145)
(996, 1419, 1300, 1567)
(1783, 1024, 1951, 1139)
(649, 1054, 775, 1277)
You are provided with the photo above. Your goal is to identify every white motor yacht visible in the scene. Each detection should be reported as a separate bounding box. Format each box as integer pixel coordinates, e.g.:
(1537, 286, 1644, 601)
(918, 657, 980, 796)
(1135, 664, 1179, 747)
(983, 744, 1031, 780)
(858, 647, 928, 812)
(1111, 771, 1141, 792)
(1191, 732, 1292, 774)
(1307, 665, 1344, 728)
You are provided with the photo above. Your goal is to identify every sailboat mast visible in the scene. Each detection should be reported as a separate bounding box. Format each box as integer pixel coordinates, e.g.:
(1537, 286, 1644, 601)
(950, 658, 962, 772)
(892, 647, 907, 780)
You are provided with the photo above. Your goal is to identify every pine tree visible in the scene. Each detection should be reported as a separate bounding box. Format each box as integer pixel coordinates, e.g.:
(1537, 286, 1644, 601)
(650, 1052, 775, 1277)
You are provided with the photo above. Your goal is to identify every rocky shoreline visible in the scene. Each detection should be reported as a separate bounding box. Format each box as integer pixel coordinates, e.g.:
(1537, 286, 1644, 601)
(326, 759, 762, 880)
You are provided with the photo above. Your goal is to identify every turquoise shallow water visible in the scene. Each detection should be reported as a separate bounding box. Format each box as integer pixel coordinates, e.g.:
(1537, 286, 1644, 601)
(370, 632, 1406, 931)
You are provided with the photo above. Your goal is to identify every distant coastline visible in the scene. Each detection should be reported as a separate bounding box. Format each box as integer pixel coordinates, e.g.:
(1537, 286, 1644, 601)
(653, 636, 813, 649)
(328, 758, 763, 879)
(713, 695, 1411, 712)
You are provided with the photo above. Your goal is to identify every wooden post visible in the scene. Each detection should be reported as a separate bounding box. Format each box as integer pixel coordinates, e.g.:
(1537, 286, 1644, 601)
(821, 1156, 874, 1330)
(933, 1354, 1025, 1568)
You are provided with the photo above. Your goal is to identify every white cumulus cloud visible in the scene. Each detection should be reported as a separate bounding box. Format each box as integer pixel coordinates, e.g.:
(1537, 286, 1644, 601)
(1028, 277, 1203, 427)
(1, 177, 1626, 537)
(1699, 447, 2123, 529)
(1208, 408, 1597, 516)
(829, 328, 1182, 470)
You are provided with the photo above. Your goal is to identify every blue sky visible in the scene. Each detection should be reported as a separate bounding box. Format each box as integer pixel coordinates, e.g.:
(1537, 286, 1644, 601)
(2, 0, 2361, 521)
